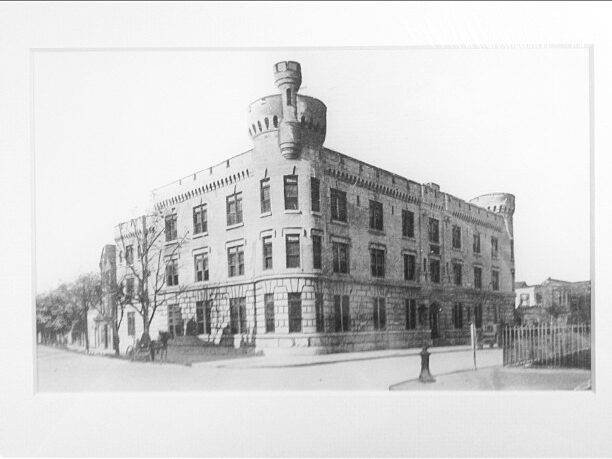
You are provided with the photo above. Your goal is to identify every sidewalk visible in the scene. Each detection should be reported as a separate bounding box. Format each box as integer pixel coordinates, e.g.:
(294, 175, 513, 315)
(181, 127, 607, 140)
(390, 366, 591, 391)
(192, 344, 477, 369)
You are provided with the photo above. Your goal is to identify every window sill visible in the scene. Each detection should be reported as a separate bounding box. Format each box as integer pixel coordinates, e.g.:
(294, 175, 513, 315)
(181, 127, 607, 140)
(284, 209, 302, 215)
(311, 211, 322, 217)
(260, 212, 272, 218)
(368, 229, 386, 236)
(452, 247, 462, 252)
(193, 232, 208, 240)
(226, 222, 244, 230)
(330, 219, 349, 226)
(165, 239, 178, 246)
(401, 236, 416, 241)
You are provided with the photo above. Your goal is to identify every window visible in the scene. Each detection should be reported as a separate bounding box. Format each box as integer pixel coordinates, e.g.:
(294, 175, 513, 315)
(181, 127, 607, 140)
(370, 248, 385, 278)
(166, 259, 179, 286)
(429, 258, 440, 283)
(453, 303, 463, 329)
(474, 304, 483, 328)
(312, 235, 322, 270)
(286, 88, 292, 106)
(474, 266, 482, 290)
(452, 225, 461, 249)
(519, 293, 530, 307)
(264, 293, 275, 333)
(284, 175, 299, 210)
(286, 235, 300, 268)
(260, 179, 271, 213)
(404, 254, 416, 281)
(473, 233, 481, 254)
(230, 297, 246, 334)
(226, 192, 243, 226)
(196, 301, 205, 334)
(194, 253, 209, 282)
(428, 218, 440, 243)
(125, 245, 134, 265)
(369, 200, 384, 230)
(315, 293, 324, 332)
(492, 269, 500, 291)
(204, 301, 212, 334)
(453, 262, 462, 286)
(330, 188, 347, 222)
(167, 304, 183, 338)
(262, 237, 273, 270)
(406, 299, 417, 330)
(402, 210, 415, 238)
(165, 214, 177, 241)
(193, 204, 207, 234)
(332, 242, 349, 274)
(273, 116, 278, 128)
(125, 277, 135, 299)
(373, 297, 386, 330)
(311, 178, 320, 212)
(510, 240, 514, 261)
(127, 311, 135, 336)
(227, 245, 244, 277)
(334, 295, 351, 332)
(288, 293, 302, 333)
(491, 236, 499, 258)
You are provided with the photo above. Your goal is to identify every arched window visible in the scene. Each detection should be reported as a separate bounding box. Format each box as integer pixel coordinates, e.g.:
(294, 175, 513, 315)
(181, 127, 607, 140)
(257, 121, 262, 132)
(273, 116, 278, 128)
(252, 124, 256, 133)
(301, 115, 306, 125)
(248, 128, 252, 136)
(286, 88, 292, 106)
(264, 117, 269, 129)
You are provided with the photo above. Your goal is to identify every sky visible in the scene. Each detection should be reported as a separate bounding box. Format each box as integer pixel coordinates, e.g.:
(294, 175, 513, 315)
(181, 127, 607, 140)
(33, 48, 590, 292)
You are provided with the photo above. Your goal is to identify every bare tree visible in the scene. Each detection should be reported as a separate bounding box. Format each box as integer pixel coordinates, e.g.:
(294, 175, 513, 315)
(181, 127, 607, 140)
(67, 273, 103, 352)
(116, 212, 189, 342)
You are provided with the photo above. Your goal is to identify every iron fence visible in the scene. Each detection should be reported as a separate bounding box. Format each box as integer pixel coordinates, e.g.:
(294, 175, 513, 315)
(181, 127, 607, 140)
(501, 324, 591, 369)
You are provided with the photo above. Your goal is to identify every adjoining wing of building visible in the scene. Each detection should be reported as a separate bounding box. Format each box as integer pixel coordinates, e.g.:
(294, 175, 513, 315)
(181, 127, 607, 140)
(100, 61, 517, 355)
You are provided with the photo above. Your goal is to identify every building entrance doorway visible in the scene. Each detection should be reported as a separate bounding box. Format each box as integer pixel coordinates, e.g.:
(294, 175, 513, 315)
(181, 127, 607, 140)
(429, 304, 440, 339)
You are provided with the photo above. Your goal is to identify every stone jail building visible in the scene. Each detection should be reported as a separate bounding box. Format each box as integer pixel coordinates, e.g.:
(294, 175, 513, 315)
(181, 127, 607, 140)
(107, 61, 516, 354)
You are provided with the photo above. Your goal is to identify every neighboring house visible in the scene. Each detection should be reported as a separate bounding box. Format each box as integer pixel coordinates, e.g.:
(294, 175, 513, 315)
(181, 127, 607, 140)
(515, 278, 591, 325)
(102, 61, 516, 355)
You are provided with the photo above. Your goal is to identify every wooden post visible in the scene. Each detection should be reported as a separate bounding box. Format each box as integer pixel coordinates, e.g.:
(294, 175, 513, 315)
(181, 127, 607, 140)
(471, 322, 477, 370)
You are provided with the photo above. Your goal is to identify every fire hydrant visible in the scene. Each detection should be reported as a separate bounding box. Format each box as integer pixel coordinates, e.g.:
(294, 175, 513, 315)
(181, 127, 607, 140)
(419, 345, 436, 383)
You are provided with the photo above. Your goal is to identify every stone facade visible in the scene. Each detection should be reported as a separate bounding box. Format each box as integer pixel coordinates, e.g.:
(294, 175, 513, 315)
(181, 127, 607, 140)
(106, 61, 516, 355)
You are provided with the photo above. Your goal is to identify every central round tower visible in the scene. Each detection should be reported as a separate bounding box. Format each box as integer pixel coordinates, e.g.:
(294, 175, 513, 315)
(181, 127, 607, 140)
(247, 61, 327, 159)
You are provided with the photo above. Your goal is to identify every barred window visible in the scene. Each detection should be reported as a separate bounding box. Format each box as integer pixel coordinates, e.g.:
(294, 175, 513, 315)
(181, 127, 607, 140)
(193, 204, 207, 234)
(264, 293, 275, 333)
(404, 254, 416, 281)
(473, 233, 481, 253)
(492, 269, 500, 291)
(402, 210, 415, 238)
(331, 188, 347, 222)
(311, 177, 321, 212)
(284, 175, 299, 210)
(286, 235, 300, 268)
(373, 297, 386, 330)
(227, 245, 244, 277)
(226, 192, 243, 226)
(125, 245, 134, 265)
(230, 297, 246, 334)
(315, 293, 324, 332)
(312, 235, 322, 270)
(453, 303, 463, 329)
(491, 236, 499, 258)
(165, 214, 177, 241)
(166, 259, 179, 286)
(127, 311, 135, 336)
(406, 299, 417, 330)
(194, 253, 209, 282)
(332, 242, 349, 274)
(369, 200, 384, 230)
(334, 295, 351, 332)
(260, 179, 271, 213)
(428, 218, 439, 243)
(262, 237, 273, 270)
(474, 266, 482, 289)
(452, 225, 462, 249)
(429, 258, 440, 283)
(370, 248, 385, 278)
(288, 293, 302, 333)
(453, 262, 462, 286)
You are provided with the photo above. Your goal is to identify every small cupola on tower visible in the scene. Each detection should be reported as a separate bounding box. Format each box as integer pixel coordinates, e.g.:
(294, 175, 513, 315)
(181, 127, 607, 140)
(274, 61, 302, 159)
